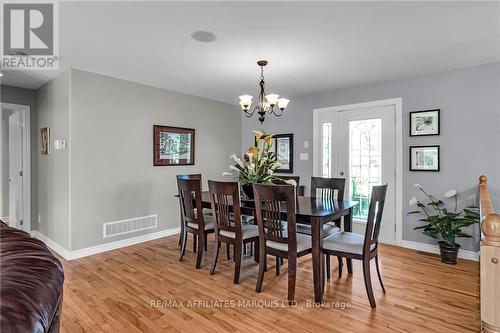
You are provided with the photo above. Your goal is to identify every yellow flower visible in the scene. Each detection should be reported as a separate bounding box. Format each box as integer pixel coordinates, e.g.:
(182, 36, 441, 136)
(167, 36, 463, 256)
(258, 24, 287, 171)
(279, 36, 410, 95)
(264, 135, 273, 144)
(248, 146, 260, 157)
(255, 131, 263, 141)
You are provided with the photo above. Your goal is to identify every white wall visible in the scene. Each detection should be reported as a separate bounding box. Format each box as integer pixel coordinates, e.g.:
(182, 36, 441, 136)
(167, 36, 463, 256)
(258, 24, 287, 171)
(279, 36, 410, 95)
(69, 69, 241, 250)
(242, 62, 500, 252)
(36, 71, 71, 249)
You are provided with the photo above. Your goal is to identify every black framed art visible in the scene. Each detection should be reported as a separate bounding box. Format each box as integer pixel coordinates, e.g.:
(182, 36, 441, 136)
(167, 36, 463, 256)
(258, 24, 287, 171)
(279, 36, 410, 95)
(409, 145, 440, 171)
(409, 109, 440, 136)
(255, 133, 294, 173)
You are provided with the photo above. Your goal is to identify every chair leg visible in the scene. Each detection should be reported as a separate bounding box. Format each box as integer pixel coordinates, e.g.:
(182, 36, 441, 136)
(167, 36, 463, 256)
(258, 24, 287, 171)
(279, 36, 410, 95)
(287, 253, 297, 304)
(178, 222, 184, 246)
(179, 230, 187, 261)
(254, 241, 259, 263)
(338, 257, 343, 278)
(276, 257, 280, 276)
(375, 255, 386, 293)
(209, 239, 220, 275)
(243, 244, 247, 255)
(255, 244, 266, 293)
(204, 235, 208, 251)
(195, 233, 204, 269)
(234, 242, 243, 284)
(326, 254, 331, 279)
(193, 234, 197, 253)
(226, 243, 231, 260)
(362, 259, 376, 308)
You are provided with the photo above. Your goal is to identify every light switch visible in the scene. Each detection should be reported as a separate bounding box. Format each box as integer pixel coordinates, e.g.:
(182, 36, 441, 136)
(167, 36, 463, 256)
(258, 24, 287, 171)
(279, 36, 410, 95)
(304, 141, 309, 148)
(53, 140, 67, 150)
(299, 153, 309, 161)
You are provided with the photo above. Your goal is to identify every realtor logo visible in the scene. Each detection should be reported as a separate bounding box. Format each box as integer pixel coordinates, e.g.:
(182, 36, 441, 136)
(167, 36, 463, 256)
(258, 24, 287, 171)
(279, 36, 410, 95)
(1, 1, 59, 70)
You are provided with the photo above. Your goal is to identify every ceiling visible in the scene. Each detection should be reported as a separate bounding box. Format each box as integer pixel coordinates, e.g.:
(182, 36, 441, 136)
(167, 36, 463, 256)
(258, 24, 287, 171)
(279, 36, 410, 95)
(2, 1, 499, 104)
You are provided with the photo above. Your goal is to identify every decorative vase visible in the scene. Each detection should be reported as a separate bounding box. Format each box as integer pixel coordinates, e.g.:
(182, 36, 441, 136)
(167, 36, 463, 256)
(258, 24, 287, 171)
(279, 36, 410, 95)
(241, 184, 255, 200)
(438, 241, 460, 264)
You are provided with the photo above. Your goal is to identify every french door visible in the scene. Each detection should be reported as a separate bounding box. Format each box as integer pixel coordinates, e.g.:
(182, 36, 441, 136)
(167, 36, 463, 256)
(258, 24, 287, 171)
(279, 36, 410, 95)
(8, 111, 24, 230)
(316, 104, 396, 244)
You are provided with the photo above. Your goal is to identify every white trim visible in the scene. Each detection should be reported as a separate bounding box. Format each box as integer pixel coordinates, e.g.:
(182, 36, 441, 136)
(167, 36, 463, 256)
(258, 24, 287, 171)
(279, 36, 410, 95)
(1, 102, 31, 233)
(312, 98, 403, 246)
(31, 227, 180, 261)
(68, 68, 72, 251)
(400, 240, 479, 261)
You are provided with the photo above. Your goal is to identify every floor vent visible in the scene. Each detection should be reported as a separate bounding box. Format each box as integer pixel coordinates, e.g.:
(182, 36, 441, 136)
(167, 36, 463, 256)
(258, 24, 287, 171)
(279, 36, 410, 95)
(103, 214, 157, 238)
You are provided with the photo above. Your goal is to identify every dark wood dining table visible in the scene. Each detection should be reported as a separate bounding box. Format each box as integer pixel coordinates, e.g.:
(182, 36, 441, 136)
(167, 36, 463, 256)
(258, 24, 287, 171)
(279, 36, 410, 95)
(200, 191, 358, 303)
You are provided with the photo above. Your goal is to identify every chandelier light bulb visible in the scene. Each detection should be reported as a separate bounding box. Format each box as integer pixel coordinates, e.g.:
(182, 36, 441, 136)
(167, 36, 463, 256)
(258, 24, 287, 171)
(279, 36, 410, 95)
(265, 94, 279, 107)
(277, 98, 290, 110)
(239, 100, 251, 110)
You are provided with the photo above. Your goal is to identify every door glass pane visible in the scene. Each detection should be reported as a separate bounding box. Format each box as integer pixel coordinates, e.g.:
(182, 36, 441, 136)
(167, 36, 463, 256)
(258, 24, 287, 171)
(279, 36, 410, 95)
(322, 122, 331, 177)
(349, 119, 381, 220)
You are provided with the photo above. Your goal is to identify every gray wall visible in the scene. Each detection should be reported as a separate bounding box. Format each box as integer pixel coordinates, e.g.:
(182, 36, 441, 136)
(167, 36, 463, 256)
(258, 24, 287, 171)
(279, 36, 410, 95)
(0, 85, 38, 227)
(36, 71, 71, 249)
(242, 62, 500, 252)
(69, 69, 241, 250)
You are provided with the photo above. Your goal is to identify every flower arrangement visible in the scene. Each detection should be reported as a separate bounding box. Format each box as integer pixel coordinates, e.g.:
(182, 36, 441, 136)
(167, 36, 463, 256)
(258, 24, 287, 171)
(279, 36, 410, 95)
(409, 184, 479, 264)
(224, 132, 296, 196)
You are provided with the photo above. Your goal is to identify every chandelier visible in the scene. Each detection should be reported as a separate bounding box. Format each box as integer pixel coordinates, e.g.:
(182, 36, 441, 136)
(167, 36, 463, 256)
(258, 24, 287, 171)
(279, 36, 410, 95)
(239, 60, 290, 124)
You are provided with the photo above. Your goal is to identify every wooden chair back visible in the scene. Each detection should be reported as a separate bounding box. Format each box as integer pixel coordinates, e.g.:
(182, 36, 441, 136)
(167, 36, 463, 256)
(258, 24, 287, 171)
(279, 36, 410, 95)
(273, 176, 300, 187)
(177, 178, 204, 229)
(311, 177, 345, 200)
(363, 184, 388, 253)
(208, 181, 242, 235)
(253, 183, 297, 252)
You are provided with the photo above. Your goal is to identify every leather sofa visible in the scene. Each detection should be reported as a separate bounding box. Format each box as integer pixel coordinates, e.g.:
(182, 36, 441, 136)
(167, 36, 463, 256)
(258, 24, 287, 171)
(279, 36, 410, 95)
(0, 221, 64, 333)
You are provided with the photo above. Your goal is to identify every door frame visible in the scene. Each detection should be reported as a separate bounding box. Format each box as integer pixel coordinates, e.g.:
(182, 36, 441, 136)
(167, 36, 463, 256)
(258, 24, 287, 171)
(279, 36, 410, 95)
(1, 102, 30, 231)
(313, 97, 403, 245)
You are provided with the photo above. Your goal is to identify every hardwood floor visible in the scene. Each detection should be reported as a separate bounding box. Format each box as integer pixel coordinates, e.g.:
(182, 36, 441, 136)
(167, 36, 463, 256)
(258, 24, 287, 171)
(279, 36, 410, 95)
(58, 235, 480, 333)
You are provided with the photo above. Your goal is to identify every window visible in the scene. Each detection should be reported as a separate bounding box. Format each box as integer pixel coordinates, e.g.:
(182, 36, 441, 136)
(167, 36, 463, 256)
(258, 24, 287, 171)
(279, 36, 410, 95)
(322, 122, 331, 177)
(349, 119, 381, 220)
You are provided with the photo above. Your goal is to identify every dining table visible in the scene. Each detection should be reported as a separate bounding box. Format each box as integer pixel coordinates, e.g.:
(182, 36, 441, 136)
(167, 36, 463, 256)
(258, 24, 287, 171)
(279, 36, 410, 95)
(199, 191, 358, 303)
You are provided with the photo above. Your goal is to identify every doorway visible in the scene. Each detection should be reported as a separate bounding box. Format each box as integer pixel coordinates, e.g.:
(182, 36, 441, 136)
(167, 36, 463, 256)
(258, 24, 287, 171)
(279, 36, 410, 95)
(1, 102, 30, 232)
(313, 98, 402, 245)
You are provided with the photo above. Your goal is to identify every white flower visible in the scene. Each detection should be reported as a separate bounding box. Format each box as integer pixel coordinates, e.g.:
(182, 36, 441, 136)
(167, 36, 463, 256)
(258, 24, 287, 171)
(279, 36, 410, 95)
(248, 163, 255, 171)
(284, 179, 297, 187)
(230, 154, 243, 167)
(409, 196, 418, 206)
(413, 184, 422, 189)
(222, 172, 233, 176)
(271, 162, 281, 170)
(229, 165, 240, 172)
(260, 157, 268, 163)
(267, 169, 273, 175)
(444, 189, 457, 198)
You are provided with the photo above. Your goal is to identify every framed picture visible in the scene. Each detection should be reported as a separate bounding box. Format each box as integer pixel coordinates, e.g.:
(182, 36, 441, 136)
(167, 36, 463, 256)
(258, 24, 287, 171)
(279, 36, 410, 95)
(409, 145, 440, 171)
(409, 109, 440, 136)
(40, 127, 50, 154)
(154, 125, 195, 166)
(255, 133, 294, 173)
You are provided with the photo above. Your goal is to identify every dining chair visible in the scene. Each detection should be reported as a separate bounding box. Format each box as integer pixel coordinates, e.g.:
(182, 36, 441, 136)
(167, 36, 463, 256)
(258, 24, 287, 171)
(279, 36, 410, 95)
(273, 175, 301, 187)
(302, 176, 346, 278)
(208, 181, 259, 284)
(177, 177, 214, 269)
(253, 183, 312, 303)
(176, 174, 202, 247)
(322, 184, 388, 308)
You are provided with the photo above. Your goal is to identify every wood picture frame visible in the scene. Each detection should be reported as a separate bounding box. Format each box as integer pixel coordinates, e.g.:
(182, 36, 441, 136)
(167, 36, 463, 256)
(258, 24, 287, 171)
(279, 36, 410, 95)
(154, 125, 195, 166)
(40, 127, 50, 154)
(255, 133, 294, 173)
(409, 145, 440, 171)
(409, 109, 440, 137)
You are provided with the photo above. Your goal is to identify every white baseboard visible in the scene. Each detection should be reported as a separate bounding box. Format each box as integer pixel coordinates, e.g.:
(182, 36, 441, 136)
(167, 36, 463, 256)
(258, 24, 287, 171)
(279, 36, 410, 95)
(31, 227, 180, 261)
(400, 240, 479, 261)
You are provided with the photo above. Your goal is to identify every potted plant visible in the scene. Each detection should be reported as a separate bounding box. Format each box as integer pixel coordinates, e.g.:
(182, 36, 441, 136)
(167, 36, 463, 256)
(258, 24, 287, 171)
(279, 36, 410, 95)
(224, 131, 295, 199)
(409, 184, 479, 264)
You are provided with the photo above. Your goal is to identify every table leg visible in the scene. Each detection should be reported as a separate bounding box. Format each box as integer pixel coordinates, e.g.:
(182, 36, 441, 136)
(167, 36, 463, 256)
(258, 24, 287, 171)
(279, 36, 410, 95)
(345, 208, 353, 274)
(311, 216, 323, 303)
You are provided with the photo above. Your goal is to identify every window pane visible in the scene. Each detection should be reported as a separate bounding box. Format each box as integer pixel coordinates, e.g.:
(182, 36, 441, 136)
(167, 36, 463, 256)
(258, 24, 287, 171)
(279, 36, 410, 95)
(322, 122, 331, 177)
(349, 119, 381, 220)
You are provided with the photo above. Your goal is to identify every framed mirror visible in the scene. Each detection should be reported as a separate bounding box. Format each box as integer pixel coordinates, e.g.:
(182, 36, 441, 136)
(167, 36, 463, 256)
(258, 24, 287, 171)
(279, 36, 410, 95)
(255, 133, 293, 173)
